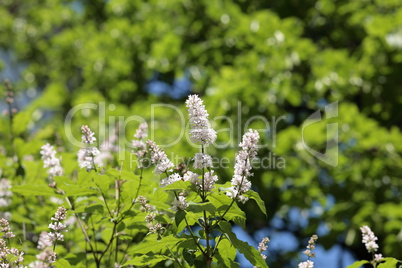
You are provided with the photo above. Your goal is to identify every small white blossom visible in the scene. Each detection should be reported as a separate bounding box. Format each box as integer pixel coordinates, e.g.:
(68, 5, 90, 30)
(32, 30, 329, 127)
(298, 260, 314, 268)
(374, 254, 383, 262)
(360, 226, 379, 253)
(227, 129, 259, 203)
(40, 143, 63, 181)
(193, 153, 213, 169)
(160, 173, 182, 187)
(132, 123, 149, 168)
(171, 196, 188, 211)
(51, 207, 67, 221)
(258, 237, 270, 252)
(37, 232, 52, 249)
(134, 122, 148, 139)
(46, 207, 67, 244)
(78, 126, 100, 171)
(183, 171, 199, 183)
(185, 94, 217, 145)
(0, 179, 12, 207)
(147, 140, 174, 175)
(81, 125, 96, 144)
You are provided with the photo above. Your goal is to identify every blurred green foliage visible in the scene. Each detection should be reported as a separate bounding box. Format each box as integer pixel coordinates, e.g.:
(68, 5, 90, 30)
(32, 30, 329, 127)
(1, 0, 402, 266)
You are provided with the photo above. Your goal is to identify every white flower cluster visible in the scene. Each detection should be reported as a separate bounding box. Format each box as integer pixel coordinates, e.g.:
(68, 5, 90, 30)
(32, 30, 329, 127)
(183, 171, 218, 193)
(303, 234, 318, 258)
(94, 128, 119, 168)
(137, 196, 151, 212)
(78, 125, 100, 171)
(193, 153, 213, 169)
(40, 143, 63, 181)
(0, 178, 12, 208)
(132, 123, 148, 168)
(257, 237, 270, 262)
(298, 260, 314, 268)
(47, 207, 67, 243)
(185, 94, 217, 145)
(0, 219, 24, 267)
(171, 196, 188, 211)
(30, 248, 57, 268)
(160, 173, 182, 187)
(298, 235, 318, 268)
(360, 226, 379, 253)
(0, 218, 14, 239)
(147, 140, 175, 175)
(227, 129, 260, 203)
(37, 232, 52, 250)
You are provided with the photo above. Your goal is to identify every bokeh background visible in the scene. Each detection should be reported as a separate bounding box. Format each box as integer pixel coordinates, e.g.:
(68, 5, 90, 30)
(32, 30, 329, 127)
(1, 0, 402, 267)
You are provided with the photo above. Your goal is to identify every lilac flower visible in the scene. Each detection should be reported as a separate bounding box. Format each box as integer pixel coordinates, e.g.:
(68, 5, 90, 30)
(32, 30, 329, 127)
(134, 122, 148, 139)
(361, 226, 379, 253)
(298, 235, 318, 268)
(183, 171, 199, 184)
(146, 140, 174, 175)
(132, 123, 148, 168)
(40, 143, 63, 181)
(171, 196, 188, 211)
(0, 179, 12, 207)
(303, 235, 318, 258)
(0, 220, 24, 267)
(78, 125, 100, 171)
(46, 207, 67, 243)
(185, 95, 217, 145)
(0, 218, 14, 238)
(51, 206, 67, 221)
(257, 237, 270, 263)
(374, 254, 383, 262)
(37, 232, 52, 250)
(186, 170, 218, 193)
(160, 173, 182, 187)
(30, 248, 57, 267)
(193, 153, 213, 169)
(298, 260, 314, 268)
(227, 129, 259, 203)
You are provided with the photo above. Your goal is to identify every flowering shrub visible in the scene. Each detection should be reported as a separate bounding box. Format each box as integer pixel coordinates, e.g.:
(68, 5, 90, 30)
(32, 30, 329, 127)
(1, 94, 401, 267)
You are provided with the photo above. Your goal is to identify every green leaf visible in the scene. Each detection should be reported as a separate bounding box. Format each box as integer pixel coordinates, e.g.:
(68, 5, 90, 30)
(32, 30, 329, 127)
(163, 180, 192, 191)
(54, 259, 72, 268)
(215, 237, 239, 268)
(244, 190, 267, 216)
(346, 260, 370, 268)
(12, 110, 32, 135)
(123, 255, 171, 266)
(378, 258, 401, 268)
(208, 193, 246, 228)
(11, 184, 55, 196)
(129, 236, 186, 255)
(187, 202, 216, 215)
(93, 174, 114, 193)
(219, 222, 268, 268)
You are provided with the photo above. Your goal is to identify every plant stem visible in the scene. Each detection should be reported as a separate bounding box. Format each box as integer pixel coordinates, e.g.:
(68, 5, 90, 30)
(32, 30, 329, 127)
(65, 196, 100, 267)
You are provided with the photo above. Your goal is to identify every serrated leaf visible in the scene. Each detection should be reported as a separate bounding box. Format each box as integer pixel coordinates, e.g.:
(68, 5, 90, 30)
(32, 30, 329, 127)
(219, 222, 268, 268)
(12, 110, 31, 135)
(215, 238, 239, 268)
(187, 202, 216, 215)
(129, 236, 186, 255)
(163, 180, 192, 191)
(54, 259, 71, 268)
(93, 174, 114, 193)
(378, 258, 401, 268)
(123, 255, 171, 266)
(346, 260, 370, 268)
(11, 184, 55, 196)
(208, 193, 246, 226)
(244, 190, 267, 216)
